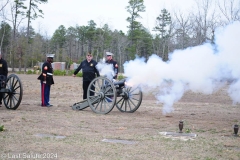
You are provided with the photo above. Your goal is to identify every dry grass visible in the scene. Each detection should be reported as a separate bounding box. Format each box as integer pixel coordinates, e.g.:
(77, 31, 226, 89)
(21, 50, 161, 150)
(0, 74, 240, 160)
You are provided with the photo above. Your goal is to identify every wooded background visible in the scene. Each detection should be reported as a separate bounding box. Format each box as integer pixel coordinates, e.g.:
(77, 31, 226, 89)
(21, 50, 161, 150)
(0, 0, 239, 73)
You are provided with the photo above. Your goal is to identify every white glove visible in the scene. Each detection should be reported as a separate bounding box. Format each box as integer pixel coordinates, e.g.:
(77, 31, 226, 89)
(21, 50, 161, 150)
(43, 81, 46, 84)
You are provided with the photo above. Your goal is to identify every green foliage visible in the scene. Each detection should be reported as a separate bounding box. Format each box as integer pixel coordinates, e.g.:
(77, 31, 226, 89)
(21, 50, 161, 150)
(17, 71, 25, 74)
(126, 0, 146, 25)
(195, 129, 206, 133)
(75, 25, 88, 51)
(86, 20, 97, 51)
(65, 56, 75, 70)
(185, 128, 191, 133)
(26, 0, 48, 20)
(26, 70, 33, 74)
(76, 72, 83, 77)
(65, 70, 82, 77)
(53, 70, 66, 76)
(153, 8, 172, 61)
(64, 70, 75, 76)
(154, 8, 172, 38)
(118, 74, 126, 80)
(14, 0, 27, 15)
(16, 69, 83, 77)
(51, 69, 79, 77)
(51, 25, 67, 48)
(25, 0, 47, 44)
(126, 0, 146, 57)
(0, 125, 4, 131)
(138, 28, 153, 57)
(16, 69, 38, 74)
(66, 70, 75, 75)
(0, 22, 12, 52)
(64, 70, 82, 77)
(126, 45, 137, 59)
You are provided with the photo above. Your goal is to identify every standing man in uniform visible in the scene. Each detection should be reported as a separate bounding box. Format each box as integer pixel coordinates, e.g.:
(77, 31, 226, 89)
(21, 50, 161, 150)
(73, 52, 100, 100)
(0, 52, 8, 107)
(38, 54, 55, 107)
(105, 52, 118, 80)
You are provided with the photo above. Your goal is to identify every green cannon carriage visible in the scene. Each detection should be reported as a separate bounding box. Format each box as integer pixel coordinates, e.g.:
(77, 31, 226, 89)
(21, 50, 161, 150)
(0, 74, 23, 110)
(72, 76, 142, 114)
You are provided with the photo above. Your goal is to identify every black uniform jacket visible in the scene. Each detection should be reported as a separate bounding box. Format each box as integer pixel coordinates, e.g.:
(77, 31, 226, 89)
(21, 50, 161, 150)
(0, 58, 8, 78)
(74, 59, 100, 81)
(37, 61, 54, 85)
(106, 59, 118, 79)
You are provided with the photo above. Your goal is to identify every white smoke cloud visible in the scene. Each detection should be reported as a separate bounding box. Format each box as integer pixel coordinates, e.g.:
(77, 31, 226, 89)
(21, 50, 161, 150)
(96, 58, 114, 80)
(123, 21, 240, 114)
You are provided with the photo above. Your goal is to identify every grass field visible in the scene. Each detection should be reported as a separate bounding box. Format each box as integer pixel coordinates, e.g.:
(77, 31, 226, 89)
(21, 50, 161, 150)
(0, 74, 240, 160)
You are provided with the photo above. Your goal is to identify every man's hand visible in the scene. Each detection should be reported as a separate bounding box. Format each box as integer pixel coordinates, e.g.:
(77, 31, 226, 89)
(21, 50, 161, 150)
(43, 81, 46, 84)
(72, 74, 76, 77)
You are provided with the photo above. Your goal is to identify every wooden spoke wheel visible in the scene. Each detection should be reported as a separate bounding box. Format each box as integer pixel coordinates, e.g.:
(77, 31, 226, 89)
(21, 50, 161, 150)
(87, 76, 116, 114)
(115, 85, 142, 113)
(3, 74, 23, 110)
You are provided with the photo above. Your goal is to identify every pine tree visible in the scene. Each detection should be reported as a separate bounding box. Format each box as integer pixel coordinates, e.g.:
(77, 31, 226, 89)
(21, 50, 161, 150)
(126, 0, 145, 59)
(154, 8, 172, 61)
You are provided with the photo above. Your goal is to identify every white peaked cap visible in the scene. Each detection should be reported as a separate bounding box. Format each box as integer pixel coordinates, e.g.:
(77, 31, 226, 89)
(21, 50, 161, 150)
(46, 54, 55, 58)
(106, 52, 114, 56)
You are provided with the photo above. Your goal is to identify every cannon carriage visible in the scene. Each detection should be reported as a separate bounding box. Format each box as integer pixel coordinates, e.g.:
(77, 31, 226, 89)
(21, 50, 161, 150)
(72, 76, 142, 114)
(0, 74, 23, 110)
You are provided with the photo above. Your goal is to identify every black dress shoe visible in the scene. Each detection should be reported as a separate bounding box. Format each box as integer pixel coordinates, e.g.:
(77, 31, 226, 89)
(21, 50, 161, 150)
(46, 104, 53, 107)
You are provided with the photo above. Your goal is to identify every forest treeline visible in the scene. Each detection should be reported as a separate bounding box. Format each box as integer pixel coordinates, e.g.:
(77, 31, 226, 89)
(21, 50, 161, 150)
(0, 0, 239, 72)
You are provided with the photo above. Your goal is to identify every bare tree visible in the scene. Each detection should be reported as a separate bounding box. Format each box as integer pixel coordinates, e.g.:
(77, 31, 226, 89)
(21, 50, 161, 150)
(207, 8, 222, 43)
(191, 0, 216, 45)
(217, 0, 240, 23)
(0, 0, 10, 12)
(25, 0, 47, 72)
(0, 0, 10, 52)
(173, 10, 192, 49)
(8, 0, 27, 71)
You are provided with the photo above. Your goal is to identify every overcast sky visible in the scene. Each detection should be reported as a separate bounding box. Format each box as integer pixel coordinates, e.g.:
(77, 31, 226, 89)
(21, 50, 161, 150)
(28, 0, 194, 36)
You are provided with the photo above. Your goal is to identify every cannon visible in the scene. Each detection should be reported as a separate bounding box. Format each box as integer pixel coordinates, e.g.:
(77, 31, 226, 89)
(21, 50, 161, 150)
(72, 76, 142, 114)
(0, 74, 23, 110)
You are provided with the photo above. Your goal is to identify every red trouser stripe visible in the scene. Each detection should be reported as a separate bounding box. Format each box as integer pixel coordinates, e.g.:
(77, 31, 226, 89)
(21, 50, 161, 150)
(42, 83, 45, 105)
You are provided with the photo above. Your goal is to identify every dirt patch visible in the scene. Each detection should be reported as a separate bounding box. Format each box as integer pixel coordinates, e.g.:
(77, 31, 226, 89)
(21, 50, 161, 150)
(0, 74, 240, 160)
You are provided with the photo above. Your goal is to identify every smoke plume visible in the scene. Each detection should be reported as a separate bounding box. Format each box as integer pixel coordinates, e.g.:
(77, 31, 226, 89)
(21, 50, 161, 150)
(96, 58, 115, 80)
(123, 21, 240, 114)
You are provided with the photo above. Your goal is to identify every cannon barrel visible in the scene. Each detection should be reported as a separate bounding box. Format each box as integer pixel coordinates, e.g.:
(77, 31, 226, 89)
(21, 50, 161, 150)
(113, 79, 126, 88)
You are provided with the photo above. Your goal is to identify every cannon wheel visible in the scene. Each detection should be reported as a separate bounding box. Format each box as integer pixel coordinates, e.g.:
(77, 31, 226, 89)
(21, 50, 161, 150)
(115, 86, 142, 113)
(87, 76, 116, 114)
(3, 74, 23, 110)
